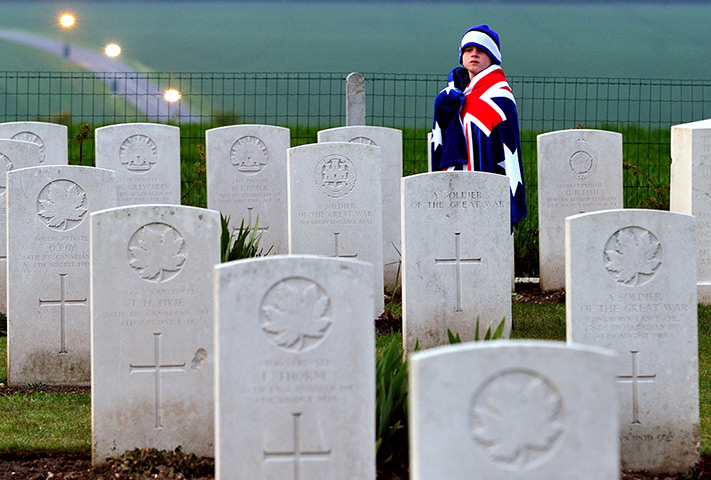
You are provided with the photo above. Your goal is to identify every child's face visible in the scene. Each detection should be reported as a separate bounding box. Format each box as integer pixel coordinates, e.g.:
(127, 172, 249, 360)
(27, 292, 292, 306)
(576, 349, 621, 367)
(462, 45, 493, 78)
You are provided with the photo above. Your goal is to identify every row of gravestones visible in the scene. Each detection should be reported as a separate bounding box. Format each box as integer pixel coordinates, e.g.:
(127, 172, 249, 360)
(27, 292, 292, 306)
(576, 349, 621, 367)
(6, 119, 711, 297)
(4, 168, 701, 478)
(0, 119, 708, 477)
(0, 121, 404, 316)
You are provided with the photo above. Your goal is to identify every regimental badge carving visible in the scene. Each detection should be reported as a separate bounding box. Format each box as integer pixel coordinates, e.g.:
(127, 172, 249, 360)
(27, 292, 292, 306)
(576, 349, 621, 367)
(0, 153, 13, 196)
(119, 135, 158, 172)
(315, 154, 357, 198)
(128, 223, 186, 282)
(470, 369, 566, 471)
(36, 180, 88, 231)
(260, 277, 333, 352)
(567, 137, 596, 180)
(604, 227, 662, 286)
(349, 136, 377, 146)
(11, 131, 46, 163)
(230, 136, 269, 175)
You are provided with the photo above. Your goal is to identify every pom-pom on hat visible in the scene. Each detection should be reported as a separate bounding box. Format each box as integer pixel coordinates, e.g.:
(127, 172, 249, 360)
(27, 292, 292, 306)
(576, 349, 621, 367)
(458, 24, 501, 65)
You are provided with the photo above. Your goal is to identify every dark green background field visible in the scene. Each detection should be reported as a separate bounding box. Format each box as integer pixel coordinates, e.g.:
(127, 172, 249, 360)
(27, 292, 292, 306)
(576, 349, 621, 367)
(0, 1, 709, 79)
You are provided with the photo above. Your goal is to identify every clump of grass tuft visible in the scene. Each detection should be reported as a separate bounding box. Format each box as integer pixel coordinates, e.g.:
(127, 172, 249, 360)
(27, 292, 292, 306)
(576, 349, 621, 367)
(220, 213, 273, 262)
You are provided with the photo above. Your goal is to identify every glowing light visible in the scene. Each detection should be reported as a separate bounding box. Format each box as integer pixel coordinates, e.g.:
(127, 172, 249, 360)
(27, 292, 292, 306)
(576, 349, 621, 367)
(164, 89, 181, 103)
(105, 43, 121, 57)
(59, 14, 75, 28)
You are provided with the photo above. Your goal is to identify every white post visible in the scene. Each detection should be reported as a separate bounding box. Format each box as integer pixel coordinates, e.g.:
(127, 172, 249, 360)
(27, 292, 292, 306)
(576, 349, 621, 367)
(346, 72, 366, 126)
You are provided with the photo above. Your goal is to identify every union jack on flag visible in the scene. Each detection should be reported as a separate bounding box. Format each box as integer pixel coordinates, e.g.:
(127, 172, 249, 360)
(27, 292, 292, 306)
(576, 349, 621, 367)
(431, 65, 527, 227)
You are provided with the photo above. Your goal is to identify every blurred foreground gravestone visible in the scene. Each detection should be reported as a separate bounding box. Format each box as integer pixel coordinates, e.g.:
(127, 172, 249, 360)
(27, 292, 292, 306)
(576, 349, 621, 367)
(214, 256, 375, 479)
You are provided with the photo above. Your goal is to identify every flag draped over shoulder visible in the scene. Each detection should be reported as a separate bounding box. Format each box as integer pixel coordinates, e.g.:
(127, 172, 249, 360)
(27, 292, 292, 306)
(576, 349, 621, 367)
(431, 65, 527, 227)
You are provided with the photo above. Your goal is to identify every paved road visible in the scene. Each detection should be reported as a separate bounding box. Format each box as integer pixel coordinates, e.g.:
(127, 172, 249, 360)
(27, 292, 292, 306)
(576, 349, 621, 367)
(0, 29, 200, 123)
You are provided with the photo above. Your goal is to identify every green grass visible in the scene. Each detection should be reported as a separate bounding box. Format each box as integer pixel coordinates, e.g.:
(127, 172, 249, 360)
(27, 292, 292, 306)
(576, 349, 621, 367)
(0, 337, 5, 384)
(0, 392, 91, 456)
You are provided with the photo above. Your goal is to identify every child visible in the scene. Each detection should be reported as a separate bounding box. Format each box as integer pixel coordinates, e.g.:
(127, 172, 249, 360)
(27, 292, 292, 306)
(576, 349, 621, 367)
(431, 24, 527, 226)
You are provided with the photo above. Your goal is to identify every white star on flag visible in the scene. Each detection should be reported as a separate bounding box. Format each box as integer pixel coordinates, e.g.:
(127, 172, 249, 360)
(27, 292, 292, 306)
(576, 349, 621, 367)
(498, 143, 523, 196)
(431, 121, 442, 150)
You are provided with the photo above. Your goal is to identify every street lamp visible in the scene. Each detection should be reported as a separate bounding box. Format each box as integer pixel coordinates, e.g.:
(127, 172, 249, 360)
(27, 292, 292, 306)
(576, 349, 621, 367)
(104, 43, 121, 58)
(164, 89, 181, 103)
(58, 13, 75, 60)
(104, 44, 121, 94)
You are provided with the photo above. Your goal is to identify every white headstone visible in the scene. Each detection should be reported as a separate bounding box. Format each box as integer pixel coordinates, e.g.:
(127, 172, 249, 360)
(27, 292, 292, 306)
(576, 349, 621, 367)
(206, 124, 289, 254)
(0, 139, 43, 313)
(670, 118, 711, 303)
(566, 209, 698, 474)
(0, 121, 69, 166)
(402, 171, 512, 353)
(6, 165, 116, 385)
(288, 142, 384, 315)
(409, 341, 619, 480)
(318, 126, 402, 289)
(214, 256, 375, 480)
(537, 129, 623, 291)
(91, 205, 220, 463)
(95, 123, 181, 206)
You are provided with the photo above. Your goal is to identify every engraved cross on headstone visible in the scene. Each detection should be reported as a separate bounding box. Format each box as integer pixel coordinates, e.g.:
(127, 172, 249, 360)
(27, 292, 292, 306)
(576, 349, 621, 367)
(263, 412, 332, 480)
(130, 332, 186, 429)
(329, 232, 357, 259)
(434, 232, 481, 312)
(38, 273, 87, 354)
(245, 206, 269, 235)
(617, 350, 657, 425)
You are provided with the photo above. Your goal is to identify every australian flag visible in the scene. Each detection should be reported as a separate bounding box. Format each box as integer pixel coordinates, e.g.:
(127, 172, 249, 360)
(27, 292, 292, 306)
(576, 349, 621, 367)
(431, 65, 527, 227)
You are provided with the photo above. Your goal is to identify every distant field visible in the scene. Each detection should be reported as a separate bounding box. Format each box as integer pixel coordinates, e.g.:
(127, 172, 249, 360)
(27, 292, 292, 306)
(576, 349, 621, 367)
(0, 2, 709, 79)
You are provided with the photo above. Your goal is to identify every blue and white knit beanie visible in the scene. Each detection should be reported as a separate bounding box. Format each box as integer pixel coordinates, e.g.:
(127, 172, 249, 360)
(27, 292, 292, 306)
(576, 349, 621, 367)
(458, 24, 502, 65)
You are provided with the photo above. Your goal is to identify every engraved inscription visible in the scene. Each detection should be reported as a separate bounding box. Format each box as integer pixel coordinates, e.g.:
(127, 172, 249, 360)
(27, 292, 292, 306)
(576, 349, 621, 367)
(230, 135, 269, 175)
(470, 369, 566, 471)
(129, 332, 186, 429)
(128, 223, 187, 282)
(408, 190, 505, 210)
(253, 358, 354, 405)
(604, 227, 662, 286)
(119, 135, 158, 172)
(11, 131, 45, 163)
(349, 136, 377, 146)
(260, 278, 332, 352)
(263, 412, 332, 480)
(0, 153, 13, 196)
(315, 154, 357, 198)
(567, 138, 596, 179)
(37, 180, 88, 231)
(579, 291, 687, 341)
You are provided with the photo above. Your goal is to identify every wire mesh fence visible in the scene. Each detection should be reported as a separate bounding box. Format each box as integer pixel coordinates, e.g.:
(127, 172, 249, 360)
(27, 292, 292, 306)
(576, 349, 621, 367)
(1, 71, 710, 275)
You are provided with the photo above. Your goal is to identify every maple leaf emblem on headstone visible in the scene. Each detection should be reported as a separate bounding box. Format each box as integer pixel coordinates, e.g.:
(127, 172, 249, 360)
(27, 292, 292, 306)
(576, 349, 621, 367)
(604, 228, 662, 286)
(128, 224, 186, 282)
(471, 372, 565, 470)
(37, 181, 88, 230)
(261, 279, 332, 352)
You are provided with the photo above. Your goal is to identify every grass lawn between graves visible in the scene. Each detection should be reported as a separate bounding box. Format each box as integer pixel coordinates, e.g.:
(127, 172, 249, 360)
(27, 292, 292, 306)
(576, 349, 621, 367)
(1, 301, 710, 460)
